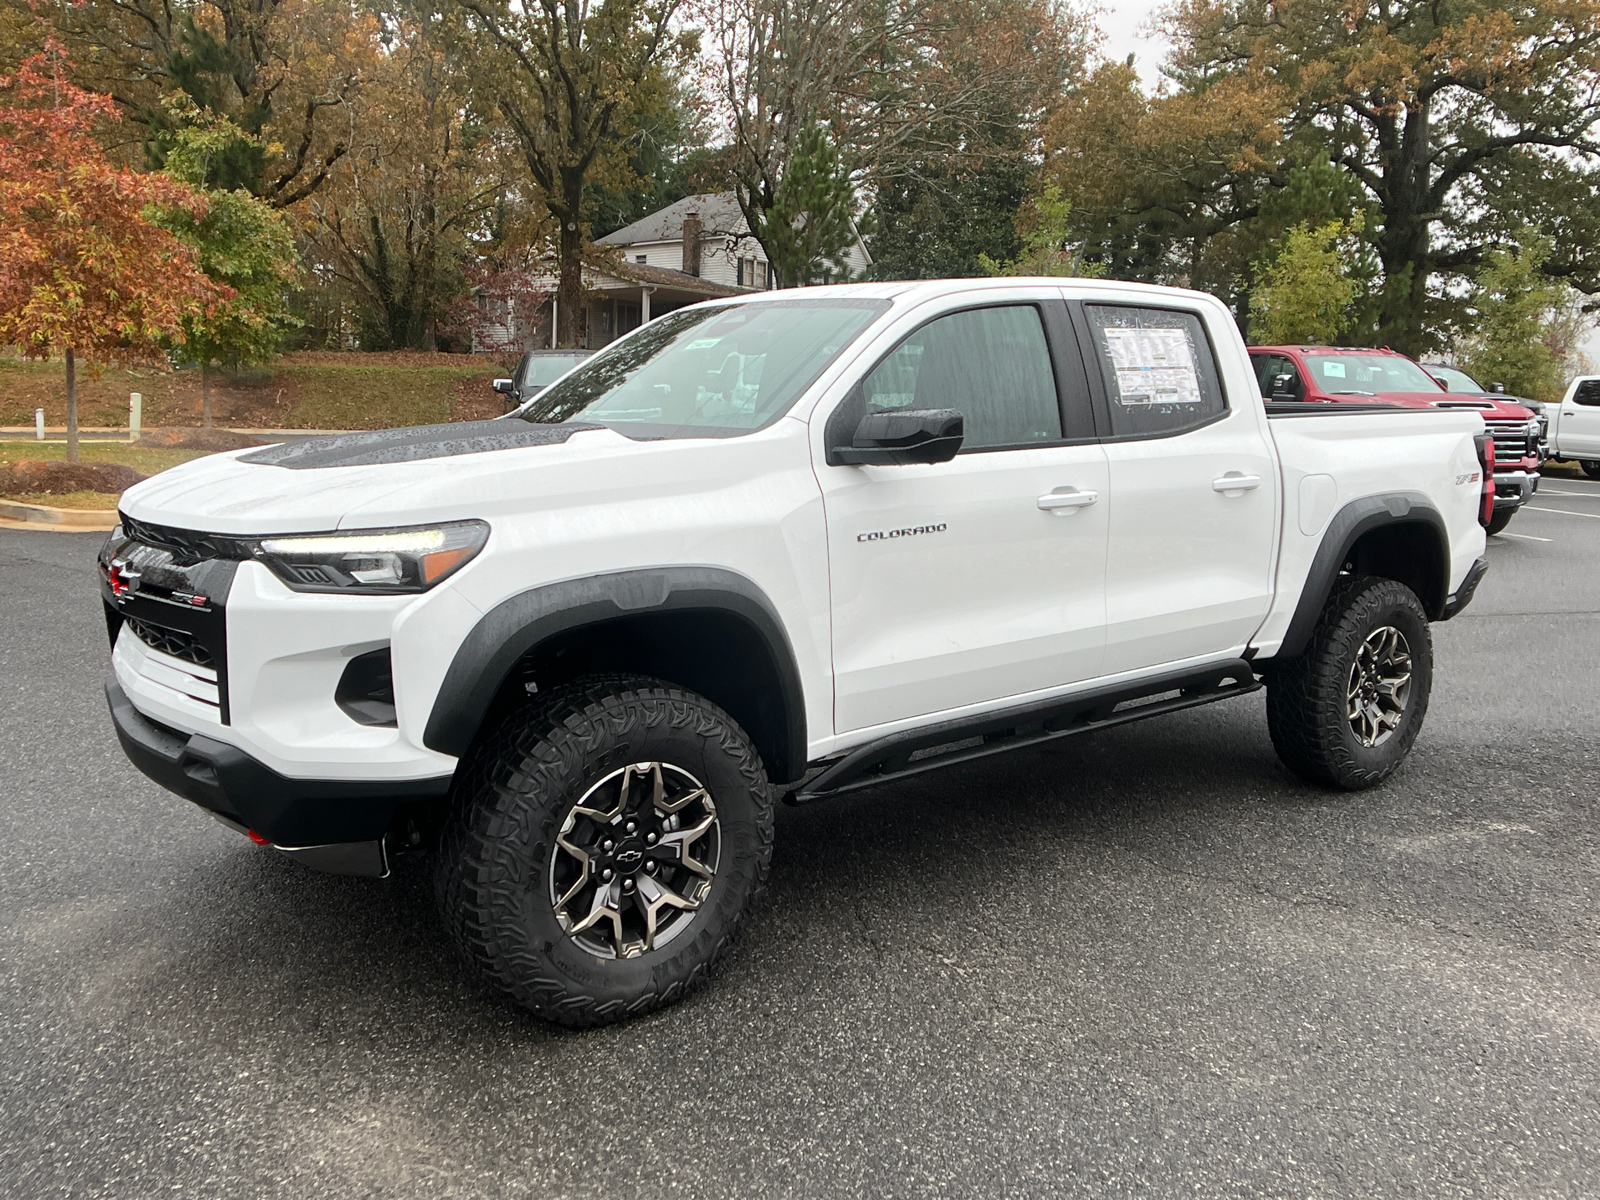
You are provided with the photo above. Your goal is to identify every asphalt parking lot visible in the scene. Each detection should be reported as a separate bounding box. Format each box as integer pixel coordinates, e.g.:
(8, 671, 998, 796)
(3, 479, 1599, 1199)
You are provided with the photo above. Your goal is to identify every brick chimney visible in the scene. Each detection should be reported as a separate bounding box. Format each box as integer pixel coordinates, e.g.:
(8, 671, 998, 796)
(681, 209, 702, 277)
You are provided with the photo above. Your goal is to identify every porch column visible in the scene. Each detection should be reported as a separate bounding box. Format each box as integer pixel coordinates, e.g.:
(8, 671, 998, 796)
(641, 287, 653, 324)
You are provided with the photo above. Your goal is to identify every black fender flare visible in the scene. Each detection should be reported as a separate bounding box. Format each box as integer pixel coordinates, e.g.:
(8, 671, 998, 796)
(423, 567, 808, 781)
(1276, 491, 1450, 660)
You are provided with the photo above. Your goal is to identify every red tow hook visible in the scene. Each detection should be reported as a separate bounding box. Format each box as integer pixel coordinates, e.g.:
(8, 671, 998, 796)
(247, 829, 272, 846)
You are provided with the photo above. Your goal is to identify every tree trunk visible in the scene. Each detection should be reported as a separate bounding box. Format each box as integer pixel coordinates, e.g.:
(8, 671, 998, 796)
(1375, 222, 1431, 357)
(1372, 104, 1435, 357)
(65, 347, 79, 464)
(556, 217, 583, 348)
(201, 362, 213, 429)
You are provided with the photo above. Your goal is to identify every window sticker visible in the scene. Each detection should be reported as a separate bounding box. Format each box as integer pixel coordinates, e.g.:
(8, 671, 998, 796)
(1321, 361, 1346, 378)
(1102, 327, 1202, 406)
(683, 338, 721, 350)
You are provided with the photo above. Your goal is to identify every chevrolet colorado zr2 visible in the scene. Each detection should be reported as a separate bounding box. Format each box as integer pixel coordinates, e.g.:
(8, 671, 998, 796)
(101, 279, 1494, 1026)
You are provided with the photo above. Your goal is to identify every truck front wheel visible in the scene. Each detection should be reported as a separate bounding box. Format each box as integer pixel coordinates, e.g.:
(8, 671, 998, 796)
(1583, 461, 1600, 480)
(1266, 576, 1433, 790)
(1486, 507, 1515, 536)
(435, 675, 774, 1026)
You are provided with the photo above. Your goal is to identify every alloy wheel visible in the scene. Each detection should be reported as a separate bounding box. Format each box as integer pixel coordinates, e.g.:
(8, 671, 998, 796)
(549, 762, 720, 959)
(1346, 625, 1412, 748)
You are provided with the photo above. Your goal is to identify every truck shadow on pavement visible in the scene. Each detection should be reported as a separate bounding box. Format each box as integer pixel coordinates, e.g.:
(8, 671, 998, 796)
(95, 696, 1329, 1034)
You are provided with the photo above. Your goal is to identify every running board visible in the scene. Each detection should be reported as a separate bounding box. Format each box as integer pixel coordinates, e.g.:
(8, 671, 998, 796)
(788, 659, 1261, 804)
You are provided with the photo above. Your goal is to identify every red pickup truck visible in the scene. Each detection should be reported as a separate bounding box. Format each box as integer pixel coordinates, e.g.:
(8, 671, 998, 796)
(1250, 345, 1542, 535)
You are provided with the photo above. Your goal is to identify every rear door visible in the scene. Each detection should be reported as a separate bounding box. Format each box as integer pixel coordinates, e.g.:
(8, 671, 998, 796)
(816, 293, 1109, 734)
(1559, 379, 1600, 457)
(1072, 301, 1278, 675)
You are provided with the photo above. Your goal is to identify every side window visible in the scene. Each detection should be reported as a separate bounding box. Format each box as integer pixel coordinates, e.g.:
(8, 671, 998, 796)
(1086, 305, 1226, 438)
(1254, 353, 1303, 400)
(1574, 380, 1600, 407)
(860, 305, 1062, 450)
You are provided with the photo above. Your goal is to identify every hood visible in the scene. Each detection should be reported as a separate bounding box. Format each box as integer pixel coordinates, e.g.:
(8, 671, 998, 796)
(235, 419, 600, 469)
(118, 422, 635, 535)
(1363, 391, 1535, 419)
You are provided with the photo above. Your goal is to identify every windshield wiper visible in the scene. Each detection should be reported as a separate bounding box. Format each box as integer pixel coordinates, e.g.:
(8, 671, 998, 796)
(1327, 389, 1376, 396)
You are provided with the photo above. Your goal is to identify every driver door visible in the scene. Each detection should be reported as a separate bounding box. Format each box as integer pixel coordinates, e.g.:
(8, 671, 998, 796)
(815, 295, 1110, 735)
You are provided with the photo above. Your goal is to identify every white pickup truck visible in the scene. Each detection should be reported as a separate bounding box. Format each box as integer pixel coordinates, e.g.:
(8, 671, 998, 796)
(1543, 376, 1600, 477)
(99, 279, 1494, 1026)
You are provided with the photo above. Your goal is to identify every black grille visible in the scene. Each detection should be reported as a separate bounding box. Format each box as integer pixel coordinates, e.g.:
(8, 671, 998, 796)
(125, 616, 216, 669)
(117, 514, 256, 565)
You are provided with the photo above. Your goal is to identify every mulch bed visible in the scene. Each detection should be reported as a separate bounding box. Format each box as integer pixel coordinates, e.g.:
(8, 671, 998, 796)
(139, 427, 267, 451)
(0, 459, 146, 497)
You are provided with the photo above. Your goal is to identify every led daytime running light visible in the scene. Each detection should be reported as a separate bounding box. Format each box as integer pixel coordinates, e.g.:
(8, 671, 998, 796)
(259, 529, 447, 555)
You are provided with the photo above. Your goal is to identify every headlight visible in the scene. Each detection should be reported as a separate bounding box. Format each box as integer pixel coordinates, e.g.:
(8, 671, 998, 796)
(254, 521, 489, 594)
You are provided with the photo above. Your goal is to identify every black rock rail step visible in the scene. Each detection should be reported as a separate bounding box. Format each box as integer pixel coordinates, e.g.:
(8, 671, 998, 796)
(789, 658, 1260, 803)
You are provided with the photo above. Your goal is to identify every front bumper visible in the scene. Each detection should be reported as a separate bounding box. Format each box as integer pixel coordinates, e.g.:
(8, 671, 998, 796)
(1493, 469, 1539, 510)
(107, 680, 451, 875)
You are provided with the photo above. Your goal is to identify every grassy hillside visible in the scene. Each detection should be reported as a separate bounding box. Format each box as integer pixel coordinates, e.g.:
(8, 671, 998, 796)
(0, 351, 516, 430)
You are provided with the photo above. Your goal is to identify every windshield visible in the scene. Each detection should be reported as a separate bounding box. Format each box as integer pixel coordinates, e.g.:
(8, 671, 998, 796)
(519, 353, 589, 389)
(517, 298, 889, 437)
(1427, 365, 1484, 393)
(1303, 353, 1443, 395)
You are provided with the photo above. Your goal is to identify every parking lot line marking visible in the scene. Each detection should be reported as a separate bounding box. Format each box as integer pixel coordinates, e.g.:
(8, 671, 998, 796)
(1526, 505, 1600, 520)
(1537, 490, 1600, 497)
(1498, 531, 1553, 542)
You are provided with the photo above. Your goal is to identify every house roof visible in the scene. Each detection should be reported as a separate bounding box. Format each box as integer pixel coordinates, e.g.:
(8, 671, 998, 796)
(600, 259, 752, 297)
(596, 193, 751, 246)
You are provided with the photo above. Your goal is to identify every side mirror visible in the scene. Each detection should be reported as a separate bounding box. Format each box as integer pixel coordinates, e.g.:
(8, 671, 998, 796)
(1491, 382, 1506, 394)
(1270, 374, 1299, 401)
(492, 378, 518, 396)
(831, 408, 964, 466)
(1434, 376, 1450, 390)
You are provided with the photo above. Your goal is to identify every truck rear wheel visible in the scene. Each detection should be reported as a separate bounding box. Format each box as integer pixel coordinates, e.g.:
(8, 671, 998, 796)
(435, 675, 773, 1026)
(1266, 576, 1433, 790)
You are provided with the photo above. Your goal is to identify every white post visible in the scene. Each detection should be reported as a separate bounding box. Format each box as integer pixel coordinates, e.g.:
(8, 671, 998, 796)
(129, 392, 142, 442)
(35, 408, 44, 440)
(550, 299, 558, 349)
(641, 287, 652, 324)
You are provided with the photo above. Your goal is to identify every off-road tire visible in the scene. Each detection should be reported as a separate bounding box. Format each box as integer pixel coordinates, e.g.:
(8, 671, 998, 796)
(1486, 507, 1514, 536)
(1266, 576, 1433, 790)
(435, 674, 773, 1027)
(1583, 460, 1600, 480)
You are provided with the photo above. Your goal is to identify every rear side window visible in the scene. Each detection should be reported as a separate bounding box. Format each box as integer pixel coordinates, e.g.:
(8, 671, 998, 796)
(1086, 305, 1226, 438)
(1574, 380, 1600, 407)
(860, 305, 1061, 450)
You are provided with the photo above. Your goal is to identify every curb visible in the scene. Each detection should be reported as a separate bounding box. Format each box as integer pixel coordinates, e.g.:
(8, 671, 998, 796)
(0, 499, 119, 530)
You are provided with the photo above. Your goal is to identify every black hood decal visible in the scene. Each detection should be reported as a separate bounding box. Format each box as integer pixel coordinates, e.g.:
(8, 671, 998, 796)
(238, 421, 603, 470)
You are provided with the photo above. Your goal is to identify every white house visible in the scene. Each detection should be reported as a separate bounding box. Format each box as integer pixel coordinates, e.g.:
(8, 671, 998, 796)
(599, 192, 872, 289)
(473, 192, 874, 352)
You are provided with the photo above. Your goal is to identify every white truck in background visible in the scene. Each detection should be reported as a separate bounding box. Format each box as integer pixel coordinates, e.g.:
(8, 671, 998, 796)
(100, 278, 1494, 1027)
(1543, 377, 1600, 477)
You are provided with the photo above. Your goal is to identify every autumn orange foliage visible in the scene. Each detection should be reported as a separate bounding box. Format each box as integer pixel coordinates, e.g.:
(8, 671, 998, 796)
(0, 45, 224, 457)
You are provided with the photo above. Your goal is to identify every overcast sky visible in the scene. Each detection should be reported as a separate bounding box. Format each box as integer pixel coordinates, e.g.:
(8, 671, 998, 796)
(1097, 0, 1171, 89)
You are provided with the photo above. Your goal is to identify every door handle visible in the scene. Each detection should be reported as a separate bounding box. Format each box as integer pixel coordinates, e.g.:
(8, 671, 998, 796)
(1212, 472, 1262, 494)
(1038, 487, 1099, 513)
